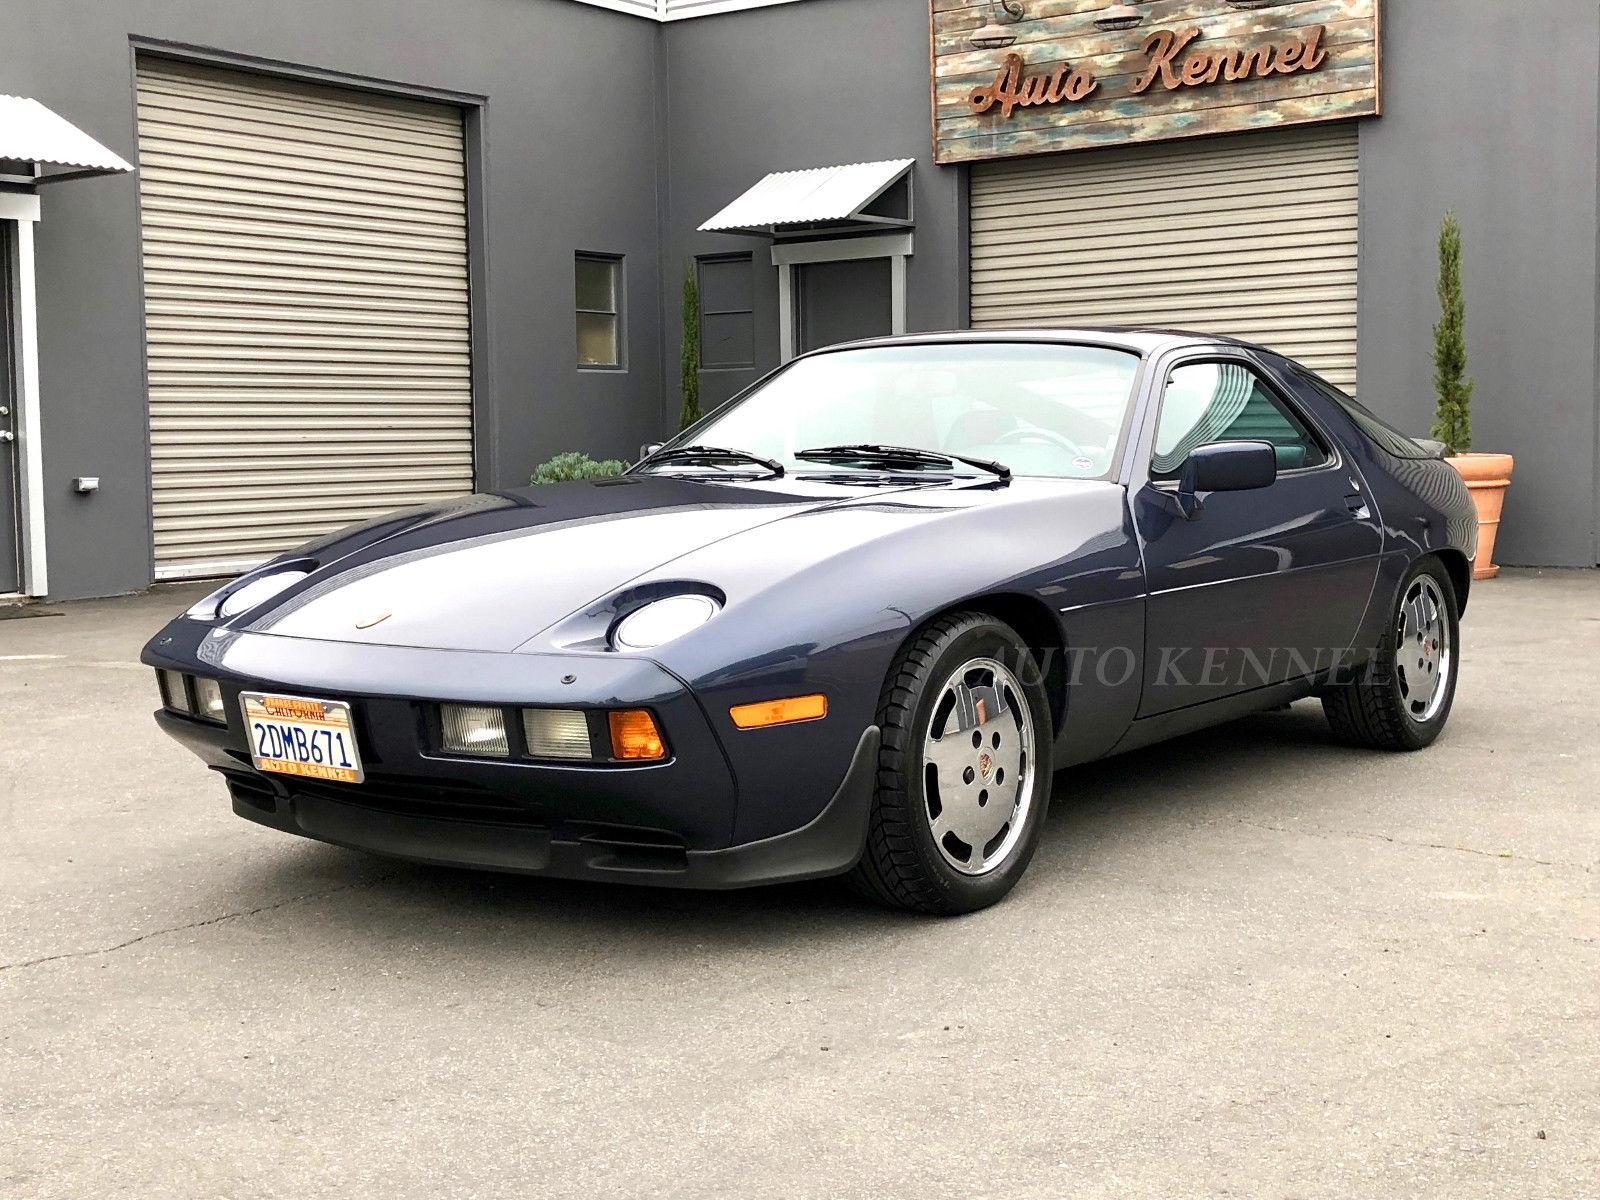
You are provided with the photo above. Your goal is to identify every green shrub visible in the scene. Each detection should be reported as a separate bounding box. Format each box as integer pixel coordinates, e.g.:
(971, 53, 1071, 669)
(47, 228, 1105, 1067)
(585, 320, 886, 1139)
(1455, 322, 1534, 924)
(530, 452, 627, 485)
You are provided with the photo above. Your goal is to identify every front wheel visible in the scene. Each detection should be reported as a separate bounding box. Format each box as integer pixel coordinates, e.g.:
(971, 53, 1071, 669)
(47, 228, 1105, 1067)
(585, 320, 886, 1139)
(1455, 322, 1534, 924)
(1322, 558, 1460, 751)
(850, 612, 1054, 914)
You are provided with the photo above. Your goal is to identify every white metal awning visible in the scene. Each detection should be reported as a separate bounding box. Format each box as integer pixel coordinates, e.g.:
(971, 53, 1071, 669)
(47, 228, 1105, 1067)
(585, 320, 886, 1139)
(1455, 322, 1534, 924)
(699, 158, 914, 236)
(0, 95, 133, 183)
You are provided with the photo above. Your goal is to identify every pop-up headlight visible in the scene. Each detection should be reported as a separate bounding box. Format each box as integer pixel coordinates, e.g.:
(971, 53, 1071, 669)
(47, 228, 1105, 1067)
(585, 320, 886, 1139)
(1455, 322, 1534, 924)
(186, 565, 313, 621)
(610, 594, 720, 652)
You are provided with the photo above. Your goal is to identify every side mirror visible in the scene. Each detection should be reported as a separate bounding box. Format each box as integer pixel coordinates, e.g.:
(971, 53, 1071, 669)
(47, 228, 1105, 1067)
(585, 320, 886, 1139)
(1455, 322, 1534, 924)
(637, 442, 664, 464)
(1176, 441, 1277, 519)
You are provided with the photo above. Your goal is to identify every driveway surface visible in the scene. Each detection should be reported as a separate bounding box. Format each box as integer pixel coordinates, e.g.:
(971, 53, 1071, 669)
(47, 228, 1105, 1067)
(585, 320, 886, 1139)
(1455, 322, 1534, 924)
(2, 572, 1596, 1198)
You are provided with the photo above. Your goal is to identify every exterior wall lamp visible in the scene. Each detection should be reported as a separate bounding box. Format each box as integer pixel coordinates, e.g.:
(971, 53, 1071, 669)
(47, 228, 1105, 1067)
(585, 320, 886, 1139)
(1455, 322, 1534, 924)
(1093, 4, 1145, 32)
(969, 0, 1026, 50)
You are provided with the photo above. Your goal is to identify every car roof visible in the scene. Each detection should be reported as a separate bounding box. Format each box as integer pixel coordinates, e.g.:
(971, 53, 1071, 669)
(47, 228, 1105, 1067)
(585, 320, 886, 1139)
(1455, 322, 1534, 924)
(814, 327, 1270, 358)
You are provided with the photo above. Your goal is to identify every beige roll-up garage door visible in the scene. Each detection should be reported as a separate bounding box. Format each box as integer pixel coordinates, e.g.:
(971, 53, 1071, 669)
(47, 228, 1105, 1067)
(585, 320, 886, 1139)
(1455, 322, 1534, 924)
(970, 124, 1359, 392)
(135, 59, 474, 579)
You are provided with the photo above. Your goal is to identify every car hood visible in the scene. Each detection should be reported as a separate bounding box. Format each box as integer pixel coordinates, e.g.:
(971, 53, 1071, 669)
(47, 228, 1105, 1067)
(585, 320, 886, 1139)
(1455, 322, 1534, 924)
(235, 475, 932, 652)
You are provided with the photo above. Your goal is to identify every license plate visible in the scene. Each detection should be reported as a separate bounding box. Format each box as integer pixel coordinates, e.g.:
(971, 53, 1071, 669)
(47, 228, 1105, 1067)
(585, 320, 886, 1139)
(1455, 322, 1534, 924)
(241, 692, 365, 785)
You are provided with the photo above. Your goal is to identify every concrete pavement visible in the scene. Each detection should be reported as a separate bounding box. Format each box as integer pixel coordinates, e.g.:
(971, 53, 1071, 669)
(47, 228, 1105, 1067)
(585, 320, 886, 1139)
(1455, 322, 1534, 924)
(2, 572, 1596, 1198)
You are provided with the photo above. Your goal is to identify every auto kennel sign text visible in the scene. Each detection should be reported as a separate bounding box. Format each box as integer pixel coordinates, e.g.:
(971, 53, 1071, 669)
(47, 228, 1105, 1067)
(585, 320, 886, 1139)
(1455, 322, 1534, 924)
(931, 0, 1381, 165)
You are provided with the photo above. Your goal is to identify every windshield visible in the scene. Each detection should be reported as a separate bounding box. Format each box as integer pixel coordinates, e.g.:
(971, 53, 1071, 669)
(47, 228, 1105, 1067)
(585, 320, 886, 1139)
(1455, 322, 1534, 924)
(656, 342, 1142, 480)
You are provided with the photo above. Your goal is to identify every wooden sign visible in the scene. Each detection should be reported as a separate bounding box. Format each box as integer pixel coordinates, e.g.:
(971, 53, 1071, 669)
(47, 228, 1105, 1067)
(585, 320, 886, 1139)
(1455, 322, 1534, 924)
(932, 0, 1381, 164)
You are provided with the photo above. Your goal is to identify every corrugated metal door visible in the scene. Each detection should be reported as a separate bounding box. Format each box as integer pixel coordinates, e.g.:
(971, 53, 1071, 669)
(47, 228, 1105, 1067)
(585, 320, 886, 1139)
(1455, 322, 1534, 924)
(970, 124, 1359, 391)
(135, 59, 474, 579)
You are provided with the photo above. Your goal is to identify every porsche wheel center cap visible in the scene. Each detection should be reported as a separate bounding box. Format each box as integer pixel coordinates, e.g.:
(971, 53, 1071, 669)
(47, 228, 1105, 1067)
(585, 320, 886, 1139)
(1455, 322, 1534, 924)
(977, 751, 994, 780)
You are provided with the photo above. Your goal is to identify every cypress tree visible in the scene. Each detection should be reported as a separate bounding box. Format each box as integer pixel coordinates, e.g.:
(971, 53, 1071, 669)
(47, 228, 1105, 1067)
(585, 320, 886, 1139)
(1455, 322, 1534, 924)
(1431, 209, 1474, 455)
(679, 265, 703, 431)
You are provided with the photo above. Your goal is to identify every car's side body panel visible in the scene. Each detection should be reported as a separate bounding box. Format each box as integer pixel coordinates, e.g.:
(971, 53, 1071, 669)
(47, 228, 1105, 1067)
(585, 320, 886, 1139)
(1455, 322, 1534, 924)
(611, 480, 1144, 843)
(1257, 350, 1478, 632)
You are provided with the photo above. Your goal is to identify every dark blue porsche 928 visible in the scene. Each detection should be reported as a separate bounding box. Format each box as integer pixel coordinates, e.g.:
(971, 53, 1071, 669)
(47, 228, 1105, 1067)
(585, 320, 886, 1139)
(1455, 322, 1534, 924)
(144, 330, 1477, 913)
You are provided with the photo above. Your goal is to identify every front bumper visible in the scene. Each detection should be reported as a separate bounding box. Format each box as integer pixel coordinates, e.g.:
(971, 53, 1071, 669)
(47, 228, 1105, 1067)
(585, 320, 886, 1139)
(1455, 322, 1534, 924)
(159, 711, 877, 888)
(146, 622, 877, 888)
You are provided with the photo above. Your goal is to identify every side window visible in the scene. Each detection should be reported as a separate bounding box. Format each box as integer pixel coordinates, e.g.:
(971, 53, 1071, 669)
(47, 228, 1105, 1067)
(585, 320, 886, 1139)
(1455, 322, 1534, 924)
(575, 252, 623, 369)
(697, 254, 755, 369)
(1151, 361, 1331, 480)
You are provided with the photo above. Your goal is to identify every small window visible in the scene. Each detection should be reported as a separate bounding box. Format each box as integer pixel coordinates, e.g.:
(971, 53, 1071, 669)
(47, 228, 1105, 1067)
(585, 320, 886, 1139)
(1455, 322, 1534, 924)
(1152, 361, 1330, 480)
(575, 253, 623, 368)
(697, 254, 755, 369)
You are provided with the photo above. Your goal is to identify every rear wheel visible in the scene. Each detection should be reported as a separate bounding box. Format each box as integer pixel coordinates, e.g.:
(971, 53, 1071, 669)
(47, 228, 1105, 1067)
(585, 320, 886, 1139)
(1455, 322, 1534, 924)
(1323, 558, 1459, 751)
(850, 612, 1054, 914)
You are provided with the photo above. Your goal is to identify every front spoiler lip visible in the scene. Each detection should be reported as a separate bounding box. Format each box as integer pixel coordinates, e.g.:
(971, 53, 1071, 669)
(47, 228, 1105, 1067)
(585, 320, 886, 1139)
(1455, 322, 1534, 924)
(214, 723, 881, 890)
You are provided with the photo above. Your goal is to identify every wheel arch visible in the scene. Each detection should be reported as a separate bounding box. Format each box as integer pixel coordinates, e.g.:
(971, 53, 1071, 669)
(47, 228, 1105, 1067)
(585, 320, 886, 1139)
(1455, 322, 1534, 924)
(901, 592, 1068, 738)
(1431, 548, 1472, 616)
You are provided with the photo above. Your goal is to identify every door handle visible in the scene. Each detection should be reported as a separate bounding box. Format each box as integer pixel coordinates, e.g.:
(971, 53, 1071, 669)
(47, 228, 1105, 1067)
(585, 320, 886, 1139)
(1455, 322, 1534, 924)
(1344, 493, 1370, 519)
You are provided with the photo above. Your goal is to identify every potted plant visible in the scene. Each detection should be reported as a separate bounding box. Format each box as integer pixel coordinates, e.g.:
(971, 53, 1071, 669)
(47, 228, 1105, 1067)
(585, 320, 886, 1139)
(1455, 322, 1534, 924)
(1432, 209, 1513, 580)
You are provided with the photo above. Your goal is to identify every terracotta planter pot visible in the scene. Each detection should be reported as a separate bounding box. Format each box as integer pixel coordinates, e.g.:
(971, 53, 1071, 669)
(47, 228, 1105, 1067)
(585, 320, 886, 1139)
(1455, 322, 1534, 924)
(1446, 452, 1515, 580)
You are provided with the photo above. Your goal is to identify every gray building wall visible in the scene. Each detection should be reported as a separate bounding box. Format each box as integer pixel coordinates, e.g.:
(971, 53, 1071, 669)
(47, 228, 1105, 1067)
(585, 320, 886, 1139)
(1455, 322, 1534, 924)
(1357, 0, 1600, 569)
(657, 0, 965, 417)
(6, 0, 1598, 599)
(3, 0, 666, 600)
(661, 0, 1600, 571)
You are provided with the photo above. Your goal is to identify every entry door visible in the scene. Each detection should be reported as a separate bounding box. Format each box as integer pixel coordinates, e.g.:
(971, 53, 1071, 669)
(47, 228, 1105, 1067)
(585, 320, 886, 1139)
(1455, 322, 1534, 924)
(1134, 357, 1380, 716)
(797, 258, 892, 354)
(1, 225, 19, 594)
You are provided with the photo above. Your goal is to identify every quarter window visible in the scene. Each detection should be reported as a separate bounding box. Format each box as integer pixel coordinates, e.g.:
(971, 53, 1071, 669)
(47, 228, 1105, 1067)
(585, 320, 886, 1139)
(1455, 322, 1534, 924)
(1290, 365, 1436, 460)
(575, 253, 623, 368)
(1152, 361, 1330, 479)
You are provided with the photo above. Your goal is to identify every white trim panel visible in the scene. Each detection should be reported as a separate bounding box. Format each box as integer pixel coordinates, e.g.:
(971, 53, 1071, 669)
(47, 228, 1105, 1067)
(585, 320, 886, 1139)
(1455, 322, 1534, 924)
(0, 194, 42, 222)
(563, 0, 809, 19)
(6, 216, 48, 596)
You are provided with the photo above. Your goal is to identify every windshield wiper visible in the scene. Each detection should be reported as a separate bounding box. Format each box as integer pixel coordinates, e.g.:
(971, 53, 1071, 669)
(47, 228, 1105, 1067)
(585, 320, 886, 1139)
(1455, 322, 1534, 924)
(796, 443, 1011, 482)
(636, 444, 785, 478)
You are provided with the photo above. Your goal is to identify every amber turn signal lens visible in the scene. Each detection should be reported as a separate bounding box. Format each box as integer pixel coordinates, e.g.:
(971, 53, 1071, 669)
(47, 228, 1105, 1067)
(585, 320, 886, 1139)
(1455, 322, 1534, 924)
(729, 694, 828, 730)
(608, 709, 666, 761)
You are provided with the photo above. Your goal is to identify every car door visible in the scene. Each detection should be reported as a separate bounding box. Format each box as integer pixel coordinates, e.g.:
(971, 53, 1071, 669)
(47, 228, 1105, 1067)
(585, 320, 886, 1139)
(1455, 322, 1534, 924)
(1132, 353, 1381, 716)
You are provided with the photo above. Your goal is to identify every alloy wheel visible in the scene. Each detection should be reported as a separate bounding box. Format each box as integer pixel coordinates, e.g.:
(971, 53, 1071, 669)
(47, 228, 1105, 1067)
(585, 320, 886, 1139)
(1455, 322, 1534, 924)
(921, 656, 1035, 876)
(1397, 575, 1452, 723)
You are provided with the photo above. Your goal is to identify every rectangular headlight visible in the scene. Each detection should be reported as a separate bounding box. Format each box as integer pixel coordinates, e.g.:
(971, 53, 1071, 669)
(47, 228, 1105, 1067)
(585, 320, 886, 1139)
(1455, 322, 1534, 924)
(157, 669, 190, 714)
(192, 677, 227, 725)
(521, 709, 593, 760)
(440, 704, 509, 757)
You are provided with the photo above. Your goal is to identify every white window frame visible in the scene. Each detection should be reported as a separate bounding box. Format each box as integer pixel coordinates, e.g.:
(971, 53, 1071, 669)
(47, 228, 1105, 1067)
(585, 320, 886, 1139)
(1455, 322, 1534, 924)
(1, 192, 46, 597)
(770, 232, 913, 363)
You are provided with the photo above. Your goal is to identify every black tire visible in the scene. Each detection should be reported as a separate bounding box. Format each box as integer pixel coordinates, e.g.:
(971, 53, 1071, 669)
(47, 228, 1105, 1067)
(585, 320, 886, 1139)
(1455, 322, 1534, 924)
(849, 612, 1054, 915)
(1322, 556, 1460, 751)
